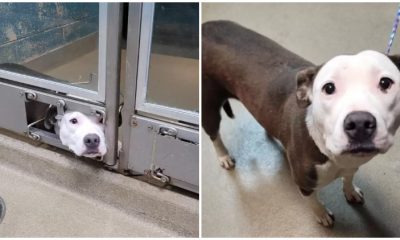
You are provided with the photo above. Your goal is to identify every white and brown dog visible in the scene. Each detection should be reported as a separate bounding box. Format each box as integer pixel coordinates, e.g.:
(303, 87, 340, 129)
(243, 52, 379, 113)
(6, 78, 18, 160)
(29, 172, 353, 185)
(43, 106, 107, 158)
(202, 21, 400, 227)
(57, 111, 107, 158)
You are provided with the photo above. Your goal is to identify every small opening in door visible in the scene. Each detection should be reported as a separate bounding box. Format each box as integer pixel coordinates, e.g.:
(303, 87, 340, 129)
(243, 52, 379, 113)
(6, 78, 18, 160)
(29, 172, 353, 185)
(25, 101, 56, 134)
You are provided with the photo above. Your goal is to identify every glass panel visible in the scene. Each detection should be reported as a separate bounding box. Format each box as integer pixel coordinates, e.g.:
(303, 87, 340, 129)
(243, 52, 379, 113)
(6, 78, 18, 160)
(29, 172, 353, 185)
(146, 3, 199, 113)
(0, 3, 99, 91)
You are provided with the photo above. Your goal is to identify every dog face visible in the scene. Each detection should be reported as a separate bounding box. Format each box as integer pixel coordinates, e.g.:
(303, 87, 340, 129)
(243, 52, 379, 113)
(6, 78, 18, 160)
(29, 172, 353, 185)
(297, 50, 400, 166)
(58, 111, 107, 158)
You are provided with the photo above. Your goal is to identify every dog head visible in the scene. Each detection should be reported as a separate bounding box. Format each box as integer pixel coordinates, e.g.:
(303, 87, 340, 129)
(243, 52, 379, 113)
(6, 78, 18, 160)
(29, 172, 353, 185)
(45, 108, 107, 158)
(58, 111, 107, 157)
(297, 50, 400, 167)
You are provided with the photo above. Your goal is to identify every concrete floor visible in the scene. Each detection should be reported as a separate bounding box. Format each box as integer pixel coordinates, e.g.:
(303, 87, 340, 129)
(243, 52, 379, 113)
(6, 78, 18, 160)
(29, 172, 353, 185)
(202, 99, 400, 237)
(0, 131, 198, 237)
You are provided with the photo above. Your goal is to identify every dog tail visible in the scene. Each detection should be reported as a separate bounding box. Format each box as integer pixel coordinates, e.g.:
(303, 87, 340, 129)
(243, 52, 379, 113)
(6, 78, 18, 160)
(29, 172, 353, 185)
(223, 100, 234, 118)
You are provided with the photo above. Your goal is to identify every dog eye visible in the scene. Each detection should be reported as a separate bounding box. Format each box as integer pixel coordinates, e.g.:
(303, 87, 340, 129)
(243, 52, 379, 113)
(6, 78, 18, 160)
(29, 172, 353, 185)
(322, 82, 335, 95)
(379, 77, 394, 92)
(70, 118, 78, 124)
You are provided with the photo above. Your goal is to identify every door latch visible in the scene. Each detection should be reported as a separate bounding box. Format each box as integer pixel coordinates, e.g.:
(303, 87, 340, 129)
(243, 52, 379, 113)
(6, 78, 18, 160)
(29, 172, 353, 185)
(159, 126, 178, 138)
(26, 118, 43, 141)
(144, 165, 170, 187)
(143, 126, 172, 188)
(26, 130, 41, 141)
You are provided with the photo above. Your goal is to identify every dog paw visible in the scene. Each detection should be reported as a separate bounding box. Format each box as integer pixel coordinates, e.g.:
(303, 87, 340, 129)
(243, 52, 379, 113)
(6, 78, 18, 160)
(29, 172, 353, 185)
(314, 208, 335, 228)
(218, 155, 235, 170)
(344, 186, 364, 204)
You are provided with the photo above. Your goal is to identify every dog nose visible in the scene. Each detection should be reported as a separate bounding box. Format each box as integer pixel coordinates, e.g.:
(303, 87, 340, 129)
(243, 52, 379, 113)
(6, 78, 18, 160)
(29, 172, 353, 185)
(83, 134, 100, 148)
(343, 111, 376, 142)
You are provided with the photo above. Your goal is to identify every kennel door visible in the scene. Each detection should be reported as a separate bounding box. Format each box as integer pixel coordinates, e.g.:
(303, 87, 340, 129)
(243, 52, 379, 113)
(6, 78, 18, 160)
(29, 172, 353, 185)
(123, 3, 199, 192)
(0, 3, 110, 102)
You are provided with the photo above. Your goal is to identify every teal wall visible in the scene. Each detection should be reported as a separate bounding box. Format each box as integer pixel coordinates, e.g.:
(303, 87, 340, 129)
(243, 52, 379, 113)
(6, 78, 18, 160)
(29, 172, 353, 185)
(152, 3, 199, 59)
(0, 3, 98, 64)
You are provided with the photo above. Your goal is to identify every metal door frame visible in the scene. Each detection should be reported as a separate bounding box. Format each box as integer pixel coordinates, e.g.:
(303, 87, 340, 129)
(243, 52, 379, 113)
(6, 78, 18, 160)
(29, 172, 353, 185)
(135, 3, 199, 125)
(103, 3, 122, 166)
(119, 3, 142, 171)
(0, 3, 112, 103)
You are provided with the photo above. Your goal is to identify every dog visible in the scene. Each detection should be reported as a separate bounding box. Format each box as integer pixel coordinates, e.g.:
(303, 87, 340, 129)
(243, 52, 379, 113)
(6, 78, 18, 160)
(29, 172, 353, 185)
(54, 110, 107, 158)
(42, 105, 107, 158)
(202, 20, 400, 227)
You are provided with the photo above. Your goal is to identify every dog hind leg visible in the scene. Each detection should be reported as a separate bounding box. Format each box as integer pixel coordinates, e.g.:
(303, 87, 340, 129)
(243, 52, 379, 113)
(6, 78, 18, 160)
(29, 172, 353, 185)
(202, 79, 235, 169)
(212, 132, 235, 169)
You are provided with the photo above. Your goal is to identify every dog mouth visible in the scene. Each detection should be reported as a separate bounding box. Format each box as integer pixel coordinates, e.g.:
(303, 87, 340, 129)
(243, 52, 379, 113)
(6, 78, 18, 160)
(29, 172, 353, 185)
(83, 149, 103, 158)
(342, 142, 379, 156)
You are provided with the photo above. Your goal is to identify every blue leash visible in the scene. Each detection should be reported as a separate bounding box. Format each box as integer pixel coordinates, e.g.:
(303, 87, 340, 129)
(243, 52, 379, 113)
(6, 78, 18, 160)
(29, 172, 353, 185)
(386, 4, 400, 55)
(0, 196, 5, 224)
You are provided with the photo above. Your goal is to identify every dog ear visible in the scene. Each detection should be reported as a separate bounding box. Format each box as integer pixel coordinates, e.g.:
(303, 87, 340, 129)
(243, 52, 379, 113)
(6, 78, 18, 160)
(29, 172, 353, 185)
(388, 54, 400, 70)
(44, 105, 58, 130)
(296, 66, 320, 108)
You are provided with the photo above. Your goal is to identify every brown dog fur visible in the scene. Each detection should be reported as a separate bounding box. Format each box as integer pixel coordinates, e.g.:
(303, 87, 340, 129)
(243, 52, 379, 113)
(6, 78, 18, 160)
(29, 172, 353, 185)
(202, 20, 328, 195)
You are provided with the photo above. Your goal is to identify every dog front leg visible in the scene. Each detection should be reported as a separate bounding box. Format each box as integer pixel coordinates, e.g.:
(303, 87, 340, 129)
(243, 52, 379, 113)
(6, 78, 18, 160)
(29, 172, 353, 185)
(342, 168, 364, 204)
(301, 190, 335, 227)
(212, 133, 235, 169)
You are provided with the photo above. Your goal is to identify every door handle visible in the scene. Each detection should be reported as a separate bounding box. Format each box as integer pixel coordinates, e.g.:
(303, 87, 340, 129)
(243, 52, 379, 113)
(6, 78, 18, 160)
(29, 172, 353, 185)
(159, 126, 178, 138)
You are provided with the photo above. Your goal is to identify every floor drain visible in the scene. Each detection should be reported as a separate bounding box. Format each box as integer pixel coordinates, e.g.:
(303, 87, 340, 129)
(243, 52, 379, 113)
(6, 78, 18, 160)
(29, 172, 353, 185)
(0, 196, 5, 223)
